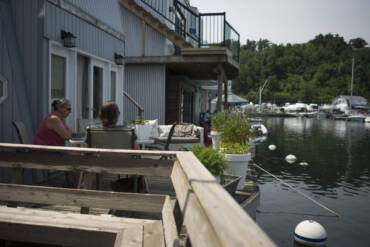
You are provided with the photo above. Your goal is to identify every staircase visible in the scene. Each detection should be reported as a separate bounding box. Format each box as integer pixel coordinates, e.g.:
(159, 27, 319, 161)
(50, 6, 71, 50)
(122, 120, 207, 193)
(120, 0, 194, 49)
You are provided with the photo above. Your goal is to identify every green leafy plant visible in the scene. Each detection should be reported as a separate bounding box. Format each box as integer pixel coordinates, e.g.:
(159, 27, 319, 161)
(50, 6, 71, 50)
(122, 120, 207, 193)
(186, 144, 227, 176)
(132, 119, 148, 125)
(221, 142, 250, 154)
(211, 111, 229, 131)
(221, 112, 253, 145)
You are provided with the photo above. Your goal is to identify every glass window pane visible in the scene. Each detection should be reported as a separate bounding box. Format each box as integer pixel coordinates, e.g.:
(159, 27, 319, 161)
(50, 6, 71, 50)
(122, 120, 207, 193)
(93, 66, 103, 118)
(51, 54, 66, 99)
(0, 80, 3, 97)
(111, 71, 116, 101)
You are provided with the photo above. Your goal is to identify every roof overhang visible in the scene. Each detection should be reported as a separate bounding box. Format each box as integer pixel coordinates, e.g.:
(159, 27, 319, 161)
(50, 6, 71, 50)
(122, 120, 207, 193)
(125, 48, 239, 80)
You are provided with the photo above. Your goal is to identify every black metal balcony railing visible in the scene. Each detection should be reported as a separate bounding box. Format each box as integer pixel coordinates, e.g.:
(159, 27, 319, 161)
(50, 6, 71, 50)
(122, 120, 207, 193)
(199, 13, 240, 61)
(137, 0, 240, 61)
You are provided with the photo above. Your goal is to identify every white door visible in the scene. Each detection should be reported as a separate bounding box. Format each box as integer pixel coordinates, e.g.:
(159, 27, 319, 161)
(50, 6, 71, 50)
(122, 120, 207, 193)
(110, 64, 124, 124)
(49, 43, 77, 130)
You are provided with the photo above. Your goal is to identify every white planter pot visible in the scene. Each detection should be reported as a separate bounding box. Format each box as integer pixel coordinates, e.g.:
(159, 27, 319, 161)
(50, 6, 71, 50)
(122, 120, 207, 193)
(135, 124, 152, 140)
(210, 131, 222, 150)
(224, 153, 251, 190)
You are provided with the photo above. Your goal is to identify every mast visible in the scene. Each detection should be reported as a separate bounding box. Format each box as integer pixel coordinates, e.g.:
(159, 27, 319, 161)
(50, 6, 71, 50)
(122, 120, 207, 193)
(350, 58, 354, 109)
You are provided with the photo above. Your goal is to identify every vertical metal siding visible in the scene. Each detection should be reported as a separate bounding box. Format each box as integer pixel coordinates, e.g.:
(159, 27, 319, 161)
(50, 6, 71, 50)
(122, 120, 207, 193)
(0, 0, 46, 183)
(9, 0, 46, 133)
(44, 2, 124, 63)
(145, 25, 165, 56)
(66, 0, 124, 34)
(121, 6, 165, 56)
(124, 65, 166, 124)
(121, 6, 142, 56)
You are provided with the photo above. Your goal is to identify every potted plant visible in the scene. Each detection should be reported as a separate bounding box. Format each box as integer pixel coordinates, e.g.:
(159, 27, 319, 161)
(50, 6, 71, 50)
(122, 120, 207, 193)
(187, 144, 241, 196)
(210, 111, 229, 150)
(220, 112, 253, 190)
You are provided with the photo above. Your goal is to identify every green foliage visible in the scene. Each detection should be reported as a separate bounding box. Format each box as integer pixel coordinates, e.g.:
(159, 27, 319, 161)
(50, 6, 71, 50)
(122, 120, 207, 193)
(233, 34, 370, 104)
(211, 111, 229, 131)
(220, 112, 253, 145)
(133, 119, 148, 125)
(188, 144, 227, 176)
(221, 142, 250, 154)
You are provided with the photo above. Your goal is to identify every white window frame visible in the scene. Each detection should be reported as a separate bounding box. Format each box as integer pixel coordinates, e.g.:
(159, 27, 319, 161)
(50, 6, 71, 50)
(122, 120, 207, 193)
(49, 41, 124, 129)
(109, 64, 124, 124)
(0, 73, 8, 105)
(49, 42, 77, 130)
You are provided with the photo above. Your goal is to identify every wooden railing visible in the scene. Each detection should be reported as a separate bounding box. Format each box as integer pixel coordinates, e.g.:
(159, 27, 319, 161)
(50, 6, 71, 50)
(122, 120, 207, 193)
(0, 143, 276, 247)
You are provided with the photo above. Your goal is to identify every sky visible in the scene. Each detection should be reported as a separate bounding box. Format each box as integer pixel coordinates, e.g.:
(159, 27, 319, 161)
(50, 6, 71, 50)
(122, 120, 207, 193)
(193, 0, 370, 45)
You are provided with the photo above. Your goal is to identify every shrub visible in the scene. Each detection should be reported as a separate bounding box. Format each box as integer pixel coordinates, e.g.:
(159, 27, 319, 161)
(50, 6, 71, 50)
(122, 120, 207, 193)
(188, 144, 227, 176)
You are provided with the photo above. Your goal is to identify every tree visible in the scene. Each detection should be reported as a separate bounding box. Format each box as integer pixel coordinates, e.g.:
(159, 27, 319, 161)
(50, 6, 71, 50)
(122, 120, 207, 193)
(349, 38, 368, 50)
(232, 34, 370, 104)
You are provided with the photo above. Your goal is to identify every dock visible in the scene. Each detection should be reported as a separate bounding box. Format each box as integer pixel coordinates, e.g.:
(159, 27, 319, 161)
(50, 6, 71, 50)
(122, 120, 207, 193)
(0, 143, 275, 247)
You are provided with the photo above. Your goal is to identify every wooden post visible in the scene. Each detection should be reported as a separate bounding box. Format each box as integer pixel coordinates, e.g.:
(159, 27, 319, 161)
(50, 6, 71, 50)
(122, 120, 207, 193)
(7, 167, 22, 207)
(216, 64, 226, 112)
(223, 76, 228, 111)
(142, 20, 146, 56)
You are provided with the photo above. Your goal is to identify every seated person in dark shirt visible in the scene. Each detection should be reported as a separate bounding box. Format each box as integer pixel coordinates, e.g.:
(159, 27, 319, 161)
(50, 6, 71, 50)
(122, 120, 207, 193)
(96, 101, 139, 149)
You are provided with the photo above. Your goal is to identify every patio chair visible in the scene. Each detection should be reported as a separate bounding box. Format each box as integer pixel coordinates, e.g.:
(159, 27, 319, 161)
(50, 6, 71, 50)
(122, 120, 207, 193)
(84, 127, 137, 190)
(12, 121, 30, 144)
(146, 122, 178, 151)
(86, 127, 135, 149)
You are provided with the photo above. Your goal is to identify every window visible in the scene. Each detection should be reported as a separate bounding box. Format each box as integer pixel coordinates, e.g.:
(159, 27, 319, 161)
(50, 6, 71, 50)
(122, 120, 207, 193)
(51, 54, 66, 99)
(93, 66, 103, 118)
(111, 71, 116, 101)
(0, 73, 8, 104)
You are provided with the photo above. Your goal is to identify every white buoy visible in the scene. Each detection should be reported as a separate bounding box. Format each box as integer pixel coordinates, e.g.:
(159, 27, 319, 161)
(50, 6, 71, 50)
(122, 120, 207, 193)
(285, 154, 297, 164)
(294, 220, 327, 246)
(268, 144, 277, 150)
(299, 162, 309, 166)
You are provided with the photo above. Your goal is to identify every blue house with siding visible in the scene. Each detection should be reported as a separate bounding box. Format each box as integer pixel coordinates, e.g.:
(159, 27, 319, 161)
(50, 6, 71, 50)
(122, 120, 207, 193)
(0, 0, 240, 183)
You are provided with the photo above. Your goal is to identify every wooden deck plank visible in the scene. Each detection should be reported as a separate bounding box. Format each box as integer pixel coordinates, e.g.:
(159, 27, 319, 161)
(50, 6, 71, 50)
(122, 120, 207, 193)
(0, 206, 153, 247)
(175, 153, 276, 247)
(0, 183, 166, 213)
(143, 221, 165, 247)
(0, 151, 173, 177)
(0, 143, 178, 156)
(119, 225, 143, 247)
(161, 196, 180, 247)
(171, 162, 222, 247)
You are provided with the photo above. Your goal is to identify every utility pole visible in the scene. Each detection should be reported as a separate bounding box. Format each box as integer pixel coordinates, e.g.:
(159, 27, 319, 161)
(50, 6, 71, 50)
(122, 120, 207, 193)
(349, 58, 354, 109)
(259, 79, 269, 112)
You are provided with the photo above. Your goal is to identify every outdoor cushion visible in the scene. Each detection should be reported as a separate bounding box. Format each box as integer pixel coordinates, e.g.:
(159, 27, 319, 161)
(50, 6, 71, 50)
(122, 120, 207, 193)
(173, 124, 194, 137)
(147, 119, 159, 138)
(158, 125, 173, 137)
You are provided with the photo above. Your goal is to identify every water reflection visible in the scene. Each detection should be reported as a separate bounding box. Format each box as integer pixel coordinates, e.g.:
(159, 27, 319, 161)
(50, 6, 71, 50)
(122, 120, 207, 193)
(255, 118, 370, 195)
(255, 117, 370, 246)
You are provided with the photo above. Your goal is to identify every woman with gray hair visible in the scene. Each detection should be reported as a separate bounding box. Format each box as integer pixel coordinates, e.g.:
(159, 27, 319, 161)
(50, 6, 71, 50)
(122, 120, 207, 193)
(33, 98, 73, 146)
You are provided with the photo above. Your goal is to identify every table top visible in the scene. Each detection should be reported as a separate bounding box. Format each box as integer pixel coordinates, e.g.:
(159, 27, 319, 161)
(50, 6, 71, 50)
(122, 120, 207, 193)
(136, 139, 155, 144)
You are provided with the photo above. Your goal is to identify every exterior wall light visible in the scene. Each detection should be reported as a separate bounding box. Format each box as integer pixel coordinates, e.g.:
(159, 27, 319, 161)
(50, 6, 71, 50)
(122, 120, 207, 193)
(61, 30, 76, 48)
(115, 53, 124, 65)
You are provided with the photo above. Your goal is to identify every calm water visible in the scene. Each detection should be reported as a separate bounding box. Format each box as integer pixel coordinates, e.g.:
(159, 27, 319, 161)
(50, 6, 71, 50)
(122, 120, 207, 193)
(254, 117, 370, 247)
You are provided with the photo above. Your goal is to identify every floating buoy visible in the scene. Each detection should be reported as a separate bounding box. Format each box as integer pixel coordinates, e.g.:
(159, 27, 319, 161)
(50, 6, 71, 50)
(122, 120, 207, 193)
(299, 162, 309, 166)
(268, 144, 277, 150)
(294, 220, 327, 246)
(285, 154, 297, 164)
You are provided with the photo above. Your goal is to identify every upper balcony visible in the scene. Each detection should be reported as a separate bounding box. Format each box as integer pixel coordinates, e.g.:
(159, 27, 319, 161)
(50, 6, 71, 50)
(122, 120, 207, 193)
(122, 0, 240, 62)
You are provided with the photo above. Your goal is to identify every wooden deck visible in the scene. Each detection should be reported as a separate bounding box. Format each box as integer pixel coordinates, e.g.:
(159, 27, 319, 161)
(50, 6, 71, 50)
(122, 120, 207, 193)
(0, 143, 275, 247)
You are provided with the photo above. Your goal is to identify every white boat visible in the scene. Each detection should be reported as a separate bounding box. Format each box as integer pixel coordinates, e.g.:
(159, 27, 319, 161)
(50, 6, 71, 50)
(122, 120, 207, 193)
(298, 112, 318, 118)
(347, 114, 365, 122)
(365, 117, 370, 123)
(251, 123, 268, 135)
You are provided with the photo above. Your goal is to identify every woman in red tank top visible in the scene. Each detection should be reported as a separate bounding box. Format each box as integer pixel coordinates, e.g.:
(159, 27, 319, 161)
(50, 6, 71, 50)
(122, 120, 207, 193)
(33, 98, 73, 146)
